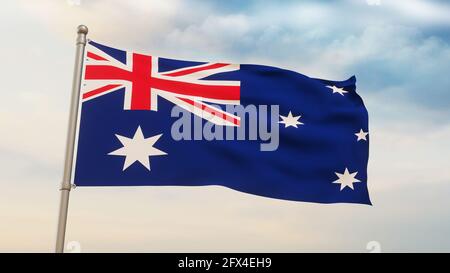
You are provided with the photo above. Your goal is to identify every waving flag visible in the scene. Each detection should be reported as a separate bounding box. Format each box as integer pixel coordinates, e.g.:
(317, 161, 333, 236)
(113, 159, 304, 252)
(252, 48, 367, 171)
(73, 40, 371, 205)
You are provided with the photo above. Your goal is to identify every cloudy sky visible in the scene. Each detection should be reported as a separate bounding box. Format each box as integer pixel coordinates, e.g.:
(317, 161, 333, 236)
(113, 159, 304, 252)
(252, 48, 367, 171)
(1, 0, 450, 252)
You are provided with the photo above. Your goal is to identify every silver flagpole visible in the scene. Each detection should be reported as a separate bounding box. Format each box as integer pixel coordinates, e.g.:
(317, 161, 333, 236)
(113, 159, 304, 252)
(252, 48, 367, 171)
(55, 25, 88, 253)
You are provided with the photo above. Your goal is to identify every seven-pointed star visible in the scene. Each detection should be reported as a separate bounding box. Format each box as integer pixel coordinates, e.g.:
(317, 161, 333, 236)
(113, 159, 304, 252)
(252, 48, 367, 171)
(326, 85, 348, 96)
(333, 168, 361, 191)
(355, 129, 369, 141)
(108, 126, 167, 171)
(279, 111, 304, 128)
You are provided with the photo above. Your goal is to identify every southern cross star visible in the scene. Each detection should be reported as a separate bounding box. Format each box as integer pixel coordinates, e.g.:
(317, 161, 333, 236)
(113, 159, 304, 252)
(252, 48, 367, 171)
(279, 111, 304, 128)
(326, 85, 348, 96)
(333, 168, 361, 191)
(355, 129, 369, 141)
(108, 126, 167, 171)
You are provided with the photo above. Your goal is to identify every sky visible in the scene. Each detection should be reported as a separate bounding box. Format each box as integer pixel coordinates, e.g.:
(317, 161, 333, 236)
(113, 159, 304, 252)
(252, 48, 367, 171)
(0, 0, 450, 252)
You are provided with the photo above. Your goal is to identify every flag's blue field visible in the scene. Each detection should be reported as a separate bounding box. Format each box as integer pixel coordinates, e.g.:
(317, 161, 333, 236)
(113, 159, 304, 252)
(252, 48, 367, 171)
(74, 41, 371, 205)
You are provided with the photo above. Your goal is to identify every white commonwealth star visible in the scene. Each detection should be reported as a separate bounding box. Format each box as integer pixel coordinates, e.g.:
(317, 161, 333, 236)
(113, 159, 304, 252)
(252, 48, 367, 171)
(108, 126, 167, 171)
(279, 111, 304, 128)
(355, 129, 369, 141)
(333, 168, 361, 191)
(326, 85, 348, 96)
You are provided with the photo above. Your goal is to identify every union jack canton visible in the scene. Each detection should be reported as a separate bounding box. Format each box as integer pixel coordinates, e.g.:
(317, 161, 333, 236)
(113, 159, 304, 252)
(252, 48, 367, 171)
(83, 40, 241, 126)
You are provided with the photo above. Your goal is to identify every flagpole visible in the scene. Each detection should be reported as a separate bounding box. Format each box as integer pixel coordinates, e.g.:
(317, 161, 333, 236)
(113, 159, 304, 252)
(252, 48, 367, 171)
(55, 25, 88, 253)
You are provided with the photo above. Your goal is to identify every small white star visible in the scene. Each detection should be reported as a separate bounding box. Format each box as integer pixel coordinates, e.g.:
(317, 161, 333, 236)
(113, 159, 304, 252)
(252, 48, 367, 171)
(108, 126, 167, 171)
(326, 85, 348, 96)
(355, 129, 369, 141)
(279, 111, 304, 128)
(333, 168, 361, 191)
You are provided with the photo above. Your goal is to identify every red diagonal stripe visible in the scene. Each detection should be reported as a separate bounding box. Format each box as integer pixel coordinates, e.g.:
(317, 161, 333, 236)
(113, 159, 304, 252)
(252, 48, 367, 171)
(87, 51, 108, 61)
(83, 84, 122, 99)
(164, 63, 229, 77)
(179, 98, 240, 126)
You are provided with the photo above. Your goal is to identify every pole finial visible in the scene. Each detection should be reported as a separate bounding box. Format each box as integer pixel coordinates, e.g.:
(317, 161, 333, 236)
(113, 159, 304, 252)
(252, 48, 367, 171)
(77, 25, 88, 35)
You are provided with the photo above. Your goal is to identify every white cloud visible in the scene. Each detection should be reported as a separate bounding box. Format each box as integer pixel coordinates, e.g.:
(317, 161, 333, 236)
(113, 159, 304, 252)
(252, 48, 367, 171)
(387, 0, 450, 25)
(351, 0, 450, 26)
(164, 14, 252, 59)
(17, 0, 182, 47)
(367, 98, 450, 191)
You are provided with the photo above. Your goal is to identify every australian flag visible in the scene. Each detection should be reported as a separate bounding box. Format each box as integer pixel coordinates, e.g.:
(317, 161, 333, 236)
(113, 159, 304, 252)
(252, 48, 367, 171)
(73, 40, 371, 205)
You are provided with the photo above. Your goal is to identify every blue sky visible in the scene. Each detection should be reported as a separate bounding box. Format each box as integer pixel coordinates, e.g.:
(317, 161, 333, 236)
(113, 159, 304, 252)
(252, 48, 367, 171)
(0, 0, 449, 252)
